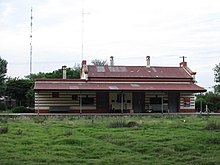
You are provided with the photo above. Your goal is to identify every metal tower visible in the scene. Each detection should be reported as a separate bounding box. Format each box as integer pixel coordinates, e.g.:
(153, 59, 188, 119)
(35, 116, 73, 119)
(30, 7, 33, 75)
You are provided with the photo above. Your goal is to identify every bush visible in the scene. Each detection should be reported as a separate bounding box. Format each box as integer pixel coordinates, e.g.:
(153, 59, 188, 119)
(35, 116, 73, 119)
(16, 128, 23, 135)
(64, 130, 72, 136)
(109, 120, 127, 128)
(0, 103, 7, 111)
(0, 126, 8, 134)
(127, 121, 139, 127)
(205, 121, 220, 130)
(32, 116, 47, 124)
(109, 120, 139, 128)
(12, 106, 34, 113)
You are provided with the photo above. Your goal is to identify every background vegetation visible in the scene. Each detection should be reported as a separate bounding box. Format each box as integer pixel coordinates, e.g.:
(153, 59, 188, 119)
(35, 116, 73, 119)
(0, 116, 220, 164)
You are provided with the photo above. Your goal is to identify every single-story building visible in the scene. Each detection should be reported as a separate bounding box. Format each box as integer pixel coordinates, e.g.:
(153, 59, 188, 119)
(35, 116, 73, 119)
(34, 56, 206, 113)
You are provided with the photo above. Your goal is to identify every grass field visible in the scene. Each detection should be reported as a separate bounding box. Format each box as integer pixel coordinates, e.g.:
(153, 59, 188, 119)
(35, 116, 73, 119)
(0, 115, 220, 165)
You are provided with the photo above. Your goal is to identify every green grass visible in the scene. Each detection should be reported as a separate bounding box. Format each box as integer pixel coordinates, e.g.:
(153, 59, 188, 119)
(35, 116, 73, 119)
(0, 116, 220, 164)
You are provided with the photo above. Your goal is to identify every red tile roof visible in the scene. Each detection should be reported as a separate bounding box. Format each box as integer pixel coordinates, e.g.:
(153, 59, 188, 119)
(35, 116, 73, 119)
(34, 80, 206, 92)
(88, 66, 192, 79)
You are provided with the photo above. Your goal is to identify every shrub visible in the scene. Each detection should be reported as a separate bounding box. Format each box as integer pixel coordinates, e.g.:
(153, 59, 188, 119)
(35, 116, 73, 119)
(12, 106, 34, 113)
(205, 121, 220, 130)
(16, 128, 23, 135)
(127, 121, 139, 127)
(32, 116, 47, 124)
(0, 103, 7, 111)
(0, 126, 8, 134)
(208, 137, 220, 145)
(64, 130, 72, 136)
(109, 120, 127, 128)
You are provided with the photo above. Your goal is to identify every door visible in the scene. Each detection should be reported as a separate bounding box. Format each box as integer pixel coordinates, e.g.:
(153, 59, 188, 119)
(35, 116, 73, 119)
(133, 92, 145, 113)
(168, 92, 180, 113)
(96, 92, 109, 113)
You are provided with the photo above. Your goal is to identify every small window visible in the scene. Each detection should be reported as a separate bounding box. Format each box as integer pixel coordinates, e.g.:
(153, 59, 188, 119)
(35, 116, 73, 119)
(72, 95, 78, 101)
(150, 98, 161, 104)
(82, 97, 94, 105)
(52, 92, 59, 98)
(116, 94, 125, 103)
(184, 97, 190, 107)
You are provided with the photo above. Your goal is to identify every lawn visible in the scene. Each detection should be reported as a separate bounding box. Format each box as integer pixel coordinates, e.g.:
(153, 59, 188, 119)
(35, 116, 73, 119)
(0, 115, 220, 165)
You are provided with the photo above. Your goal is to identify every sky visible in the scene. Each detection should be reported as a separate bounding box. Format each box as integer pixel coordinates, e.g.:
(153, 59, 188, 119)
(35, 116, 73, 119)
(0, 0, 220, 91)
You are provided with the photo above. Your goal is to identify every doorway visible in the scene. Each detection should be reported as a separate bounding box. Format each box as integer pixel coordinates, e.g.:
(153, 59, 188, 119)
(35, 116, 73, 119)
(133, 92, 145, 113)
(168, 92, 180, 113)
(96, 92, 109, 113)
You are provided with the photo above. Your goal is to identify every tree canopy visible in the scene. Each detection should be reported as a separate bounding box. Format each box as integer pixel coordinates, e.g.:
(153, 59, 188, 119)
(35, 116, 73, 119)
(26, 66, 80, 80)
(91, 59, 108, 66)
(5, 78, 33, 106)
(214, 63, 220, 83)
(0, 56, 8, 96)
(213, 63, 220, 93)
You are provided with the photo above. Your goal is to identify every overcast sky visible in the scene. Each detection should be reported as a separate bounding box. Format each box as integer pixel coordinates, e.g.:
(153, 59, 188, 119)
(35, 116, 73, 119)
(0, 0, 220, 90)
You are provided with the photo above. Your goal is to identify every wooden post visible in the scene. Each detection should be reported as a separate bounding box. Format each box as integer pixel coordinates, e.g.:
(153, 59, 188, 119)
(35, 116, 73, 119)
(200, 93, 202, 113)
(80, 92, 82, 114)
(121, 92, 124, 113)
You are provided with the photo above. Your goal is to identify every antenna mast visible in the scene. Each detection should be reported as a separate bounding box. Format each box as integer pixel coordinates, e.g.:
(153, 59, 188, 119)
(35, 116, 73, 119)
(81, 0, 90, 61)
(30, 7, 33, 75)
(180, 56, 187, 62)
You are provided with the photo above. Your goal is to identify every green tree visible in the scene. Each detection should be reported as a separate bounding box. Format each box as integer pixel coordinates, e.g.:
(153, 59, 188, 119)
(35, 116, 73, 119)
(91, 59, 108, 66)
(213, 63, 220, 93)
(5, 78, 33, 106)
(0, 56, 8, 96)
(26, 66, 80, 79)
(213, 63, 220, 83)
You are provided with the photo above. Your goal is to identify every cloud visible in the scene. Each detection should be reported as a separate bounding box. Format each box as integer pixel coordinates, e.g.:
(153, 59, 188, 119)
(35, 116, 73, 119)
(0, 0, 219, 90)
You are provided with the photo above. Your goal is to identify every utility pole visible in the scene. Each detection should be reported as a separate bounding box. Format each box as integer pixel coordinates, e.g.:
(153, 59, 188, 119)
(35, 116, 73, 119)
(30, 7, 33, 75)
(81, 0, 90, 61)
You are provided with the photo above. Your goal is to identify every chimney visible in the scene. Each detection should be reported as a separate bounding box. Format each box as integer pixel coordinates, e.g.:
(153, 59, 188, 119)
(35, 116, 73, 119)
(62, 65, 67, 79)
(82, 60, 86, 66)
(146, 56, 150, 67)
(180, 61, 187, 67)
(80, 60, 89, 81)
(110, 56, 114, 66)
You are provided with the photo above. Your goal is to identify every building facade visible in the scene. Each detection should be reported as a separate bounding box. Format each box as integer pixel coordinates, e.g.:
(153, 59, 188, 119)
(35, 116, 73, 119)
(34, 57, 206, 113)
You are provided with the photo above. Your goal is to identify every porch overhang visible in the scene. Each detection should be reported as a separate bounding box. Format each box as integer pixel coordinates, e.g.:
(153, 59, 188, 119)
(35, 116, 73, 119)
(34, 80, 206, 92)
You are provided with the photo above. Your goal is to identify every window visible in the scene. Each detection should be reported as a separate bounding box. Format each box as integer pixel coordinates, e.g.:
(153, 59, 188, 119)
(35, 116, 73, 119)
(82, 97, 94, 105)
(72, 95, 78, 101)
(150, 98, 161, 104)
(52, 92, 59, 98)
(184, 97, 190, 107)
(116, 94, 125, 103)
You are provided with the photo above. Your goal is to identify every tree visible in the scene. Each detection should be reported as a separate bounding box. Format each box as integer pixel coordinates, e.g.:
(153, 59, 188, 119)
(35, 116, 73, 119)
(0, 56, 8, 96)
(213, 63, 220, 83)
(213, 63, 220, 93)
(91, 59, 108, 66)
(26, 66, 80, 79)
(5, 78, 33, 106)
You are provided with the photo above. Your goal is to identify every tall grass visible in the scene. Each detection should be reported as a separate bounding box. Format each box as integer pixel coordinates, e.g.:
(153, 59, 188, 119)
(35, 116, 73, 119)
(0, 116, 220, 164)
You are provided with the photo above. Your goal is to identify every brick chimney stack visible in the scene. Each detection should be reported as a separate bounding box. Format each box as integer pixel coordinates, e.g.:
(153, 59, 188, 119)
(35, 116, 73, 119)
(81, 60, 88, 81)
(110, 56, 114, 66)
(146, 56, 150, 67)
(62, 65, 67, 79)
